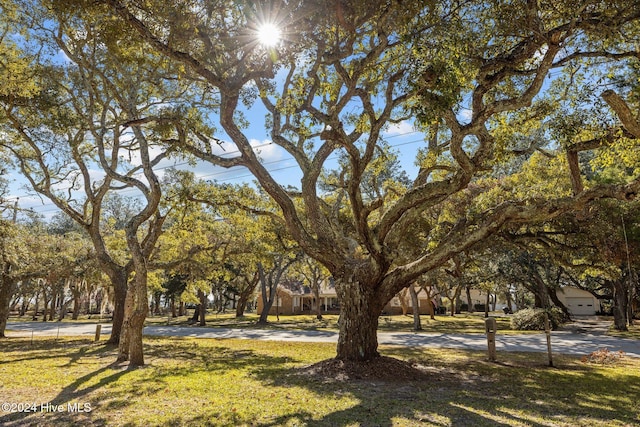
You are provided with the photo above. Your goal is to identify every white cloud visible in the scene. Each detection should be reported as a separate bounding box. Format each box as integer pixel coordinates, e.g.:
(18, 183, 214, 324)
(384, 120, 415, 136)
(250, 138, 285, 163)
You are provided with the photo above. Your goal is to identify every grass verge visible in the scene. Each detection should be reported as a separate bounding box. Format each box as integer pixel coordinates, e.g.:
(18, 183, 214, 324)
(1, 336, 639, 426)
(143, 312, 520, 334)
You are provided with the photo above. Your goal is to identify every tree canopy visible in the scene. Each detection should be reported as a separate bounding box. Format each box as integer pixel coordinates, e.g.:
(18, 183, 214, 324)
(1, 0, 639, 362)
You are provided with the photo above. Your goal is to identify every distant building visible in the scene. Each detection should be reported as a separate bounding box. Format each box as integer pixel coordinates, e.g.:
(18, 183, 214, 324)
(256, 280, 339, 315)
(382, 288, 438, 315)
(556, 287, 600, 316)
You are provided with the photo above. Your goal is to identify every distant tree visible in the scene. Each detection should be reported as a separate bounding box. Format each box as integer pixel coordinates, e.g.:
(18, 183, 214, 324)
(0, 5, 192, 366)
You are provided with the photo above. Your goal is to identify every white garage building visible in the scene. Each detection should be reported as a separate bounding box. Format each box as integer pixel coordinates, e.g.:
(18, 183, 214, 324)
(556, 287, 601, 316)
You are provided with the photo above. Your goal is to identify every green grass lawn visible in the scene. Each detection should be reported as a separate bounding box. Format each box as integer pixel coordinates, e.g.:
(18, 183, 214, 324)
(1, 337, 638, 426)
(142, 311, 520, 334)
(608, 324, 640, 340)
(14, 311, 517, 333)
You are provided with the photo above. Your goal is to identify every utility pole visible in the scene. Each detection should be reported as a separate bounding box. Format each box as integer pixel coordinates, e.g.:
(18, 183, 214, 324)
(12, 198, 18, 223)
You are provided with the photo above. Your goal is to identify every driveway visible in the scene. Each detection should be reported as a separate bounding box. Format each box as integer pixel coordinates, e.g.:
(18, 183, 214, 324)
(5, 320, 640, 358)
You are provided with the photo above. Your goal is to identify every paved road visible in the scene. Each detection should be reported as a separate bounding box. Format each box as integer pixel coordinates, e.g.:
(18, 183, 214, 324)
(5, 321, 640, 358)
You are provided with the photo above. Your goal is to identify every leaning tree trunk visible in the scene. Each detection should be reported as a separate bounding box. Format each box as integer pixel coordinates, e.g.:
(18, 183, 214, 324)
(235, 279, 256, 318)
(549, 288, 572, 321)
(335, 278, 384, 361)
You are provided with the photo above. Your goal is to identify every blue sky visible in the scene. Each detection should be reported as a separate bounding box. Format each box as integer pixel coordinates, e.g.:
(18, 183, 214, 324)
(5, 105, 425, 221)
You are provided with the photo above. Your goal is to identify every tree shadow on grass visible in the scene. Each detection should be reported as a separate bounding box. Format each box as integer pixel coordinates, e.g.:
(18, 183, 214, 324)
(3, 337, 639, 426)
(243, 350, 640, 427)
(0, 358, 129, 426)
(0, 337, 103, 365)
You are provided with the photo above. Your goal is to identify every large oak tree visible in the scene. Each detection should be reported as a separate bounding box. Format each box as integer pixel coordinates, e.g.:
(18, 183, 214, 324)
(25, 0, 640, 362)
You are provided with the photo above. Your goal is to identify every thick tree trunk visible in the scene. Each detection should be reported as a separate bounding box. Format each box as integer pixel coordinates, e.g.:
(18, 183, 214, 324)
(450, 285, 462, 317)
(549, 288, 571, 320)
(313, 285, 323, 320)
(335, 278, 383, 361)
(626, 274, 635, 326)
(117, 273, 148, 366)
(42, 289, 50, 322)
(108, 271, 128, 345)
(48, 291, 56, 321)
(235, 281, 255, 317)
(72, 290, 81, 320)
(152, 292, 161, 315)
(484, 291, 490, 318)
(612, 279, 629, 331)
(465, 286, 474, 313)
(532, 274, 551, 309)
(409, 285, 422, 331)
(235, 298, 247, 317)
(32, 292, 39, 320)
(19, 297, 29, 317)
(398, 288, 409, 316)
(0, 280, 15, 338)
(257, 263, 276, 324)
(57, 298, 73, 321)
(198, 289, 207, 326)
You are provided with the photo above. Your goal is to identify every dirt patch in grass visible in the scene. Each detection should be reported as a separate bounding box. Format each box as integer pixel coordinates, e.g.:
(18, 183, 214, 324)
(293, 355, 436, 382)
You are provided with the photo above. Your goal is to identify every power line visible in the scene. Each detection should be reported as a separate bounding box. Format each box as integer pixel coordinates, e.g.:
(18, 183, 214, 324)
(7, 131, 426, 216)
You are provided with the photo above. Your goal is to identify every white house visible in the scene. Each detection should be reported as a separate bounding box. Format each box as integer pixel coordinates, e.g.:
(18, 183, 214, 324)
(556, 287, 600, 316)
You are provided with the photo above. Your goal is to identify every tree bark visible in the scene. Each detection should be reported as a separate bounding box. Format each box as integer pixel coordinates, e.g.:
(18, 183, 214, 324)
(257, 262, 277, 324)
(465, 286, 474, 313)
(198, 289, 207, 326)
(531, 273, 551, 309)
(32, 292, 39, 320)
(313, 285, 323, 320)
(611, 279, 629, 331)
(71, 287, 81, 320)
(335, 278, 383, 361)
(0, 279, 16, 338)
(484, 291, 490, 318)
(549, 288, 571, 320)
(117, 271, 148, 366)
(450, 285, 462, 316)
(408, 284, 422, 331)
(107, 270, 128, 345)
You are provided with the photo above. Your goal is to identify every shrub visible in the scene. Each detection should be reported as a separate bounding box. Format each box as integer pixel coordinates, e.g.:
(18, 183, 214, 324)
(510, 307, 565, 330)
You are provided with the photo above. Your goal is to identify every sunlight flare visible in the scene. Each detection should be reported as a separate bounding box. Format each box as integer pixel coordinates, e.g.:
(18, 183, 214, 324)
(256, 23, 281, 47)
